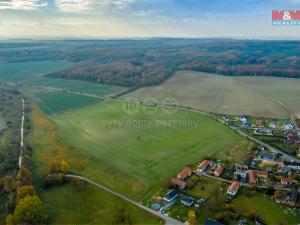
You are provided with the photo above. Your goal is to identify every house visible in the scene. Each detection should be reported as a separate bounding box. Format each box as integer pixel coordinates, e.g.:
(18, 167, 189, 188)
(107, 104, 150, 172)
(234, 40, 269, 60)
(204, 219, 224, 225)
(248, 170, 257, 185)
(285, 132, 295, 144)
(277, 162, 292, 176)
(254, 128, 273, 136)
(286, 162, 300, 173)
(269, 120, 277, 129)
(170, 178, 186, 190)
(197, 160, 211, 173)
(163, 190, 179, 202)
(222, 115, 229, 121)
(181, 197, 194, 206)
(256, 118, 265, 127)
(227, 181, 240, 196)
(255, 170, 268, 180)
(240, 116, 248, 124)
(278, 161, 286, 170)
(235, 164, 248, 171)
(258, 152, 275, 161)
(234, 164, 248, 180)
(281, 177, 293, 185)
(284, 123, 294, 131)
(247, 170, 268, 185)
(213, 165, 224, 177)
(177, 167, 192, 180)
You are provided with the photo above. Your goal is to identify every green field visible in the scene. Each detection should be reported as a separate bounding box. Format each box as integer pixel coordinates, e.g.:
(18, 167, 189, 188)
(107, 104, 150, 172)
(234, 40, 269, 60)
(39, 99, 247, 200)
(30, 77, 128, 97)
(30, 91, 102, 115)
(125, 71, 294, 118)
(30, 105, 164, 224)
(38, 184, 163, 225)
(0, 61, 72, 83)
(0, 61, 128, 97)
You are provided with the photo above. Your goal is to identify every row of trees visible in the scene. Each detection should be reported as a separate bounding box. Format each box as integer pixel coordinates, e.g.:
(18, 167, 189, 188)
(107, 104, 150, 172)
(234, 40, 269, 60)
(0, 88, 48, 225)
(1, 166, 48, 225)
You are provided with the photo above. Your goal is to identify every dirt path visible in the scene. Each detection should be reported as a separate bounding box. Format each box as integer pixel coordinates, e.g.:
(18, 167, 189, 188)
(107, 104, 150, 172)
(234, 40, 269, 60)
(18, 98, 25, 168)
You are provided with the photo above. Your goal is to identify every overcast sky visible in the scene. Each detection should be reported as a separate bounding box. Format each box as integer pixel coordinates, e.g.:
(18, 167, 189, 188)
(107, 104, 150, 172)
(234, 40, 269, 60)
(0, 0, 300, 39)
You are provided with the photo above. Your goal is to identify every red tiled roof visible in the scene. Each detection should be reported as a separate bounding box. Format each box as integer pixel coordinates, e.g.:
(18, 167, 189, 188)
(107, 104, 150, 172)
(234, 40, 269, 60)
(248, 170, 256, 184)
(281, 177, 292, 183)
(171, 178, 186, 188)
(177, 167, 192, 179)
(214, 165, 223, 176)
(229, 181, 239, 192)
(256, 119, 264, 125)
(255, 170, 268, 178)
(197, 160, 211, 171)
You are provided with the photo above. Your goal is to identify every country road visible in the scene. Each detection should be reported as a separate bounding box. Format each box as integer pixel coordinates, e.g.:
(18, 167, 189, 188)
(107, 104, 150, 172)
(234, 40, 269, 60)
(18, 98, 25, 168)
(64, 174, 184, 225)
(195, 171, 292, 191)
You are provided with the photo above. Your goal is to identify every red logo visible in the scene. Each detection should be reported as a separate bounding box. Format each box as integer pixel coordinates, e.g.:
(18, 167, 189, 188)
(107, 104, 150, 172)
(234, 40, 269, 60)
(272, 10, 300, 20)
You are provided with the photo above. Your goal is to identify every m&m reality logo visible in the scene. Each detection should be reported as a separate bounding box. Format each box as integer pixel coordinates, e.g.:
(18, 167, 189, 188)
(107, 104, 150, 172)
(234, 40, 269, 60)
(272, 10, 300, 25)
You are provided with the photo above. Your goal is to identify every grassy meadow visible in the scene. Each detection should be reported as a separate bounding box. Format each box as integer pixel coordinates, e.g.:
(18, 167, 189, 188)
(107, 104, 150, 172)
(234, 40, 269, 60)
(124, 71, 294, 118)
(37, 184, 163, 225)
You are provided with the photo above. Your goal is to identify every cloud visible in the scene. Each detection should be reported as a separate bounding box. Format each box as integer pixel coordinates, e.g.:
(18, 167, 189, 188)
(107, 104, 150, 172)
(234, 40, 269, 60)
(55, 0, 94, 12)
(0, 0, 47, 10)
(55, 0, 136, 12)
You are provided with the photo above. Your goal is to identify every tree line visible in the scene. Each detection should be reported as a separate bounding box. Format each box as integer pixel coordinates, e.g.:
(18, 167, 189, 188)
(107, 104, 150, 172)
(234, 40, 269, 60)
(1, 39, 300, 87)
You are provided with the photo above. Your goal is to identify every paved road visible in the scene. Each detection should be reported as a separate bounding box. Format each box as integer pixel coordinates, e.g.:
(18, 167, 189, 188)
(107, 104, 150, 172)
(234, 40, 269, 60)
(65, 175, 184, 225)
(195, 171, 292, 191)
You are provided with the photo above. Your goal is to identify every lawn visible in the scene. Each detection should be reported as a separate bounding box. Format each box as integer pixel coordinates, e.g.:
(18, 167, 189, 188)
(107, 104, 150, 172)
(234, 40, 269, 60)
(124, 71, 290, 118)
(38, 184, 163, 225)
(185, 176, 224, 199)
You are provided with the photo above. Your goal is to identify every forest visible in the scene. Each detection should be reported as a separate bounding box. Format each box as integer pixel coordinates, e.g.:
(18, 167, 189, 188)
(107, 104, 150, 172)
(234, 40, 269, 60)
(1, 39, 300, 87)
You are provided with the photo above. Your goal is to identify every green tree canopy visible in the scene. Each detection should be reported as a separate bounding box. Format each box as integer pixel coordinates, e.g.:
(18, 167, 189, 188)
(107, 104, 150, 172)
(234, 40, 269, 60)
(14, 195, 47, 225)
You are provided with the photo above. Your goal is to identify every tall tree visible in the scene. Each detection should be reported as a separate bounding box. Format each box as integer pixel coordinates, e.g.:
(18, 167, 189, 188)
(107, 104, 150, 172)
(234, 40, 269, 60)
(13, 195, 47, 225)
(188, 210, 196, 225)
(60, 160, 70, 174)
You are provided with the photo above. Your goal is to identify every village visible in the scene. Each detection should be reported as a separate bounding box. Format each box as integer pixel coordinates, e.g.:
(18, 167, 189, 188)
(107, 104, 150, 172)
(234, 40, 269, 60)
(150, 115, 300, 225)
(221, 115, 300, 157)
